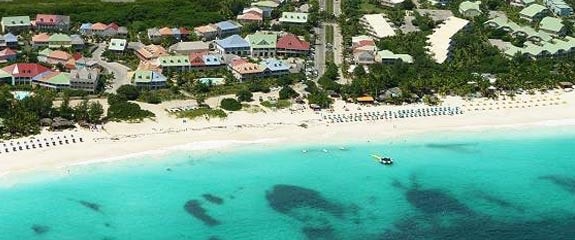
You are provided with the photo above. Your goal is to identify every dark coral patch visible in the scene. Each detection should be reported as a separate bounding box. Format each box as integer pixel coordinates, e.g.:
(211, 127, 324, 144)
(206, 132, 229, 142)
(265, 184, 345, 217)
(302, 226, 336, 240)
(31, 225, 49, 235)
(184, 200, 221, 226)
(539, 175, 575, 194)
(203, 194, 224, 205)
(405, 189, 472, 215)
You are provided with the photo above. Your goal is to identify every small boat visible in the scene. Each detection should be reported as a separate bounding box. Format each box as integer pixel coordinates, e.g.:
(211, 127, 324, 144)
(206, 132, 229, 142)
(371, 154, 393, 165)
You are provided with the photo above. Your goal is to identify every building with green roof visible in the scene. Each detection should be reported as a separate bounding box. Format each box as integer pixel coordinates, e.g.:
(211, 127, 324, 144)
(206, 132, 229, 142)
(519, 4, 547, 22)
(37, 48, 53, 63)
(459, 1, 482, 18)
(539, 17, 565, 36)
(48, 33, 72, 49)
(32, 71, 70, 90)
(246, 33, 277, 57)
(158, 55, 191, 73)
(375, 50, 414, 64)
(132, 70, 167, 89)
(1, 16, 31, 33)
(251, 0, 280, 8)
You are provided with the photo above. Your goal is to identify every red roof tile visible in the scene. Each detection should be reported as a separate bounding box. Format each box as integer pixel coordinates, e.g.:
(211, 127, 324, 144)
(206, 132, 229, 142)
(276, 34, 310, 51)
(0, 48, 17, 57)
(2, 63, 51, 78)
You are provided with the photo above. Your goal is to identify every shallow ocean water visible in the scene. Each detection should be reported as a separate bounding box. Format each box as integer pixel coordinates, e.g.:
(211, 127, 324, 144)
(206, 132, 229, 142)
(0, 127, 574, 239)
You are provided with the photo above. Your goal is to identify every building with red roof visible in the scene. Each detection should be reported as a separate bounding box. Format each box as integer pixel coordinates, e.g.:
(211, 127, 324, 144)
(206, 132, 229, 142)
(1, 63, 51, 84)
(276, 34, 310, 56)
(0, 48, 17, 62)
(34, 14, 70, 32)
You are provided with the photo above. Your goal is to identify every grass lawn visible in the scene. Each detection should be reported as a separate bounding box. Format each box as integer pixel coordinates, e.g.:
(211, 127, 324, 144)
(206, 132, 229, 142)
(325, 25, 335, 63)
(359, 0, 387, 13)
(326, 0, 334, 14)
(175, 108, 227, 120)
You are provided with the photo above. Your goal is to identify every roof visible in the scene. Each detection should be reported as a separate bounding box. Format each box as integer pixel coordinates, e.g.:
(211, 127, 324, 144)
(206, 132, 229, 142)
(39, 48, 53, 56)
(539, 17, 564, 33)
(0, 48, 16, 57)
(426, 16, 469, 63)
(71, 68, 99, 80)
(459, 1, 481, 13)
(49, 50, 72, 60)
(277, 34, 310, 51)
(70, 35, 84, 45)
(0, 69, 11, 79)
(251, 0, 280, 8)
(246, 33, 277, 49)
(361, 14, 396, 38)
(159, 27, 173, 36)
(215, 34, 250, 49)
(3, 33, 17, 42)
(33, 71, 70, 85)
(80, 23, 92, 30)
(1, 16, 31, 27)
(357, 96, 375, 102)
(169, 41, 209, 52)
(243, 7, 264, 15)
(133, 70, 167, 83)
(261, 58, 289, 71)
(238, 12, 264, 21)
(35, 14, 70, 25)
(198, 77, 225, 85)
(279, 12, 309, 23)
(48, 33, 71, 42)
(194, 24, 217, 34)
(2, 63, 51, 78)
(202, 54, 223, 66)
(136, 44, 167, 59)
(109, 38, 127, 51)
(91, 22, 108, 31)
(32, 33, 50, 42)
(376, 50, 414, 63)
(216, 20, 242, 31)
(233, 62, 263, 74)
(158, 55, 190, 67)
(519, 4, 546, 17)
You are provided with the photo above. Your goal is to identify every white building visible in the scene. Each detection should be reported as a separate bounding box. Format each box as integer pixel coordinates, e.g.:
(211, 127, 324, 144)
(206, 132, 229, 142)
(380, 0, 405, 7)
(360, 14, 396, 39)
(425, 16, 469, 64)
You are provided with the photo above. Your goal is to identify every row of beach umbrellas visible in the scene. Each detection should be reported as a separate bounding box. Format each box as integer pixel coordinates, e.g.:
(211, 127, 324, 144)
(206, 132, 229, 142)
(0, 134, 83, 154)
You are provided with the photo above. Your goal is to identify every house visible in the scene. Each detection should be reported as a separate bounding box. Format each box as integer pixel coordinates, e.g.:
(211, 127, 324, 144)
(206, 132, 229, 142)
(214, 34, 251, 56)
(459, 1, 482, 18)
(198, 77, 225, 86)
(360, 14, 396, 39)
(539, 17, 565, 36)
(544, 0, 573, 16)
(79, 23, 92, 35)
(133, 70, 167, 89)
(237, 8, 264, 23)
(32, 71, 70, 90)
(279, 12, 309, 25)
(379, 0, 405, 7)
(353, 47, 377, 64)
(503, 36, 575, 59)
(108, 38, 127, 52)
(231, 62, 264, 81)
(34, 14, 70, 32)
(168, 41, 210, 55)
(194, 24, 218, 41)
(0, 48, 17, 62)
(134, 44, 168, 61)
(147, 28, 161, 42)
(484, 16, 553, 44)
(0, 69, 12, 84)
(351, 35, 376, 49)
(187, 52, 224, 71)
(157, 55, 191, 73)
(75, 57, 99, 69)
(215, 21, 242, 38)
(70, 68, 100, 93)
(32, 33, 50, 47)
(1, 16, 31, 33)
(519, 4, 548, 22)
(48, 33, 72, 49)
(2, 33, 18, 49)
(251, 1, 279, 17)
(426, 16, 469, 64)
(276, 34, 310, 56)
(510, 0, 536, 7)
(375, 50, 414, 64)
(260, 58, 290, 77)
(46, 50, 73, 66)
(245, 33, 277, 58)
(2, 63, 51, 84)
(81, 22, 127, 37)
(70, 35, 85, 50)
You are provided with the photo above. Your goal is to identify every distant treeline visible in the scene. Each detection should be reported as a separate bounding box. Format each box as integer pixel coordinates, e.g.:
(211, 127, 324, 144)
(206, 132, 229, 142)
(0, 0, 250, 31)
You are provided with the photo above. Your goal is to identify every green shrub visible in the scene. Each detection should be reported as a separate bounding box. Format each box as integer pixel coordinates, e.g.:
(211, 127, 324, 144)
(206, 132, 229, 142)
(117, 85, 140, 100)
(107, 102, 155, 122)
(220, 98, 242, 111)
(236, 89, 253, 102)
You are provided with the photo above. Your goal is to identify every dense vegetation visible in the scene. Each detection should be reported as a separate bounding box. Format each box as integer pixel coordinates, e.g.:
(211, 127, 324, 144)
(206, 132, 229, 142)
(0, 0, 250, 31)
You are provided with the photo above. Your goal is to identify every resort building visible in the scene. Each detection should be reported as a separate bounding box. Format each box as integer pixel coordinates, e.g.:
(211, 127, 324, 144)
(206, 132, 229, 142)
(214, 34, 251, 56)
(504, 36, 575, 59)
(231, 61, 264, 81)
(375, 50, 414, 64)
(1, 16, 31, 33)
(539, 17, 565, 36)
(1, 33, 18, 49)
(80, 22, 128, 38)
(32, 71, 70, 90)
(48, 33, 72, 49)
(278, 12, 309, 25)
(484, 17, 553, 43)
(261, 58, 290, 77)
(353, 48, 377, 65)
(148, 27, 190, 42)
(245, 33, 277, 58)
(134, 44, 168, 61)
(168, 41, 210, 55)
(2, 63, 51, 85)
(32, 33, 50, 48)
(360, 14, 396, 39)
(39, 50, 73, 66)
(132, 70, 167, 89)
(34, 14, 70, 32)
(459, 1, 482, 18)
(157, 55, 190, 73)
(147, 28, 162, 42)
(70, 35, 85, 50)
(198, 77, 225, 86)
(0, 69, 12, 84)
(544, 0, 573, 16)
(519, 4, 548, 22)
(194, 25, 218, 41)
(0, 48, 17, 63)
(108, 38, 127, 52)
(251, 1, 279, 17)
(379, 0, 406, 7)
(187, 53, 225, 71)
(510, 0, 536, 7)
(425, 16, 469, 64)
(276, 34, 310, 56)
(70, 68, 100, 93)
(215, 20, 242, 39)
(237, 8, 264, 23)
(75, 57, 99, 69)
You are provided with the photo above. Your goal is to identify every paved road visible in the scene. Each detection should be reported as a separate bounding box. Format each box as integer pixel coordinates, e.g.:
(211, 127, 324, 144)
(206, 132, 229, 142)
(314, 25, 326, 77)
(93, 43, 131, 93)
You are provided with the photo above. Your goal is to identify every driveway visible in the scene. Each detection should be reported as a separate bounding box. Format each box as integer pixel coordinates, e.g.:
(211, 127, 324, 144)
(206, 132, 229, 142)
(93, 43, 132, 93)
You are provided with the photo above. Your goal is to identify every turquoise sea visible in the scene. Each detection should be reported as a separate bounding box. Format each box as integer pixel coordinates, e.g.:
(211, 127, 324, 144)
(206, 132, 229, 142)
(1, 126, 575, 240)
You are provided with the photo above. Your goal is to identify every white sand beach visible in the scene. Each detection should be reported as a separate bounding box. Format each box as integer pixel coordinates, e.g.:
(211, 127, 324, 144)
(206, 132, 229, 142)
(2, 90, 575, 180)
